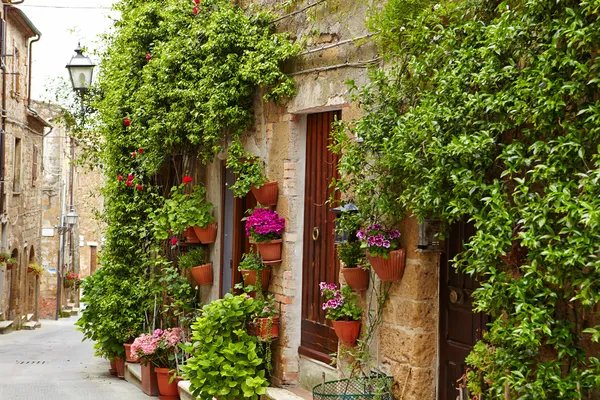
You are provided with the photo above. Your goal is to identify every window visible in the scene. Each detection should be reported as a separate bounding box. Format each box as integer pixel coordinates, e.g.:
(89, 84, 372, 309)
(32, 144, 38, 185)
(12, 45, 20, 97)
(13, 137, 21, 193)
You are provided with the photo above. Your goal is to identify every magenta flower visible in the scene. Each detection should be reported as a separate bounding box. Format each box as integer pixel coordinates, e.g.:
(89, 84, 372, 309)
(245, 207, 285, 242)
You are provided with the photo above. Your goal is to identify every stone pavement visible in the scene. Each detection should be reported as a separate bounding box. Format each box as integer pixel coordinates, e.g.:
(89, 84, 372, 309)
(0, 316, 149, 400)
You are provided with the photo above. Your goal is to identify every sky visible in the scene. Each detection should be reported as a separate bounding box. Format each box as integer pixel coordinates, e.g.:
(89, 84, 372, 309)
(15, 1, 118, 101)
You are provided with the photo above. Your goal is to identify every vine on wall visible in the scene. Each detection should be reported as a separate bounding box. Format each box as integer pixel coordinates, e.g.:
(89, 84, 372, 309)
(333, 0, 600, 397)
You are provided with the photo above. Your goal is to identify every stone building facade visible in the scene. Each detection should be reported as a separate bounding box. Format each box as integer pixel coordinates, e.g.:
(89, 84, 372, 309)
(0, 5, 46, 328)
(33, 100, 104, 320)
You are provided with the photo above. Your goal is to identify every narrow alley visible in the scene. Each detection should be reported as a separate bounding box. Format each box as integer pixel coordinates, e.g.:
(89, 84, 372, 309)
(0, 317, 148, 400)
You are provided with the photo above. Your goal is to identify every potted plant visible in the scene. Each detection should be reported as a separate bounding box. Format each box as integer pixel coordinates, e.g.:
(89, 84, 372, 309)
(357, 224, 405, 282)
(250, 294, 279, 340)
(179, 247, 213, 286)
(238, 251, 271, 291)
(131, 328, 185, 399)
(245, 207, 285, 261)
(338, 242, 369, 291)
(0, 251, 10, 263)
(321, 283, 363, 346)
(64, 272, 81, 289)
(28, 262, 44, 276)
(6, 257, 16, 269)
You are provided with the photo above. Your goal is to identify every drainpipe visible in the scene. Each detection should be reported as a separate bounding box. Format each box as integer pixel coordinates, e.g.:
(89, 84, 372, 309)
(27, 34, 39, 108)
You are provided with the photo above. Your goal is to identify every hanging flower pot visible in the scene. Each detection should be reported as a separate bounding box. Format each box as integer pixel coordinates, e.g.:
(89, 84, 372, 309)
(123, 343, 138, 363)
(182, 226, 201, 244)
(193, 222, 218, 244)
(341, 267, 369, 291)
(367, 249, 406, 282)
(109, 360, 117, 376)
(155, 368, 179, 400)
(190, 263, 213, 286)
(140, 361, 159, 396)
(251, 181, 278, 206)
(240, 268, 271, 291)
(331, 320, 361, 346)
(257, 239, 282, 261)
(250, 316, 280, 340)
(114, 356, 126, 379)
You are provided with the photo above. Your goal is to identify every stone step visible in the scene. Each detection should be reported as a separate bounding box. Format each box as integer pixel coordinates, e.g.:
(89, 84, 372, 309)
(67, 302, 76, 308)
(124, 362, 142, 392)
(0, 321, 13, 335)
(34, 321, 42, 329)
(22, 321, 36, 330)
(70, 307, 80, 316)
(263, 387, 311, 400)
(178, 380, 195, 400)
(62, 305, 73, 312)
(27, 313, 34, 321)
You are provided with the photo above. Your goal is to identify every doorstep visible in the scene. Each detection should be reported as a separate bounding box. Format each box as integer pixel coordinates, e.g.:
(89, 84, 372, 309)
(177, 380, 311, 400)
(125, 362, 143, 392)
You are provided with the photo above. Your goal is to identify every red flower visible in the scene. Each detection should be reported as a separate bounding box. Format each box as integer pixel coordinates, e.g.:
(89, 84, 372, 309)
(183, 175, 193, 184)
(123, 118, 131, 126)
(117, 175, 123, 181)
(194, 0, 200, 3)
(146, 54, 152, 61)
(171, 237, 178, 246)
(126, 181, 133, 187)
(131, 151, 137, 158)
(136, 184, 143, 191)
(193, 6, 199, 14)
(138, 148, 145, 154)
(127, 174, 134, 181)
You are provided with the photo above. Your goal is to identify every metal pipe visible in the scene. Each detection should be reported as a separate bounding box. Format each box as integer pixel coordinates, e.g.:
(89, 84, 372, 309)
(55, 217, 64, 320)
(27, 33, 40, 107)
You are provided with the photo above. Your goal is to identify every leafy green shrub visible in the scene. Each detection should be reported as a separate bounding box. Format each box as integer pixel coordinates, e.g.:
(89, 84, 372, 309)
(226, 140, 267, 198)
(238, 251, 265, 272)
(182, 294, 268, 399)
(178, 248, 207, 269)
(337, 242, 365, 269)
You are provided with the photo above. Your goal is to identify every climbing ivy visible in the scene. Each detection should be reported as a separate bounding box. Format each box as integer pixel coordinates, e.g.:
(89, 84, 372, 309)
(334, 0, 600, 397)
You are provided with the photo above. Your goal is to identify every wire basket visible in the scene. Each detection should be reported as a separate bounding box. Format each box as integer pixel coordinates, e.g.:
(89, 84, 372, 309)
(312, 373, 394, 400)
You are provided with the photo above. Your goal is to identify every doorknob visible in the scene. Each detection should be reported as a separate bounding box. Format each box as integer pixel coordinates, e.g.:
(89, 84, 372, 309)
(312, 227, 320, 241)
(449, 289, 463, 304)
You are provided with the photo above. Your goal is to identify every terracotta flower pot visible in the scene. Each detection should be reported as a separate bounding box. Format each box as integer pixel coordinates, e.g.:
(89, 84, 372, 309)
(155, 367, 179, 400)
(256, 239, 282, 261)
(141, 361, 159, 396)
(109, 360, 117, 376)
(240, 268, 271, 291)
(190, 263, 213, 286)
(342, 267, 370, 291)
(183, 226, 200, 244)
(251, 316, 280, 340)
(367, 249, 406, 282)
(114, 356, 126, 379)
(251, 181, 278, 206)
(123, 343, 138, 363)
(193, 222, 218, 244)
(331, 320, 361, 346)
(5, 263, 12, 270)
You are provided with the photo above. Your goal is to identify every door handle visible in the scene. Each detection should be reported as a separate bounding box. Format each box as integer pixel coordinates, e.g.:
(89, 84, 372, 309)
(449, 288, 463, 304)
(312, 227, 320, 241)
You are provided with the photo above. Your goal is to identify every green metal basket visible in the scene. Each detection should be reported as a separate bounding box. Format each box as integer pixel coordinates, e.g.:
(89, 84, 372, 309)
(312, 374, 394, 400)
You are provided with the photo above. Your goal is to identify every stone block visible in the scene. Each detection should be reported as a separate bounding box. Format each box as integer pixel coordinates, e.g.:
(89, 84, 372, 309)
(391, 364, 435, 400)
(383, 297, 436, 330)
(388, 261, 438, 301)
(379, 324, 436, 368)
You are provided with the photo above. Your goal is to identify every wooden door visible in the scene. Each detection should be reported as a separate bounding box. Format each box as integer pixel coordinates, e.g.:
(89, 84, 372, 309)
(90, 246, 97, 275)
(299, 111, 341, 363)
(438, 222, 488, 400)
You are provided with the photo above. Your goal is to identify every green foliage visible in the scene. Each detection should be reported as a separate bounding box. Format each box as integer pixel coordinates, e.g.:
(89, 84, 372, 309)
(28, 262, 43, 276)
(150, 184, 214, 239)
(182, 294, 268, 400)
(238, 251, 266, 272)
(337, 242, 365, 269)
(335, 0, 600, 396)
(178, 248, 207, 269)
(321, 285, 363, 321)
(226, 140, 267, 198)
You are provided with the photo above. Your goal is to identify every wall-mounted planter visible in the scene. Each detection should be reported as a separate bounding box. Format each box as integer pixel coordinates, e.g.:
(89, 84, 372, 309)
(257, 239, 282, 261)
(251, 181, 278, 206)
(193, 222, 218, 244)
(240, 268, 271, 291)
(331, 320, 361, 346)
(341, 267, 369, 291)
(190, 263, 213, 286)
(250, 316, 280, 340)
(367, 249, 406, 282)
(183, 226, 201, 244)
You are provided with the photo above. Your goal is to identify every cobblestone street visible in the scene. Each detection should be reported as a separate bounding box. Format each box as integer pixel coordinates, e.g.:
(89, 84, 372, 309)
(0, 317, 148, 400)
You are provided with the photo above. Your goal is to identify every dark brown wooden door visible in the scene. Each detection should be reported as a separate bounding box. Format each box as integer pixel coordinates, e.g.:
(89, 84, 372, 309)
(299, 111, 341, 363)
(439, 222, 488, 400)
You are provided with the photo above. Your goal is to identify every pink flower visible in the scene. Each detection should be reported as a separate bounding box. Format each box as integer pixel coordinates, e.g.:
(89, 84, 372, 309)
(146, 54, 152, 61)
(136, 184, 143, 191)
(131, 151, 137, 158)
(194, 0, 200, 3)
(171, 237, 178, 246)
(126, 181, 133, 187)
(127, 174, 134, 181)
(245, 207, 285, 240)
(193, 6, 199, 14)
(183, 175, 193, 184)
(123, 117, 131, 126)
(117, 175, 123, 181)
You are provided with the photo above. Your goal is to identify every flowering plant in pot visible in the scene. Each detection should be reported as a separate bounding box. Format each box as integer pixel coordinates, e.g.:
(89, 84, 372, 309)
(245, 207, 285, 261)
(0, 251, 9, 262)
(131, 328, 186, 399)
(338, 242, 369, 291)
(357, 224, 405, 282)
(6, 257, 16, 270)
(179, 247, 212, 286)
(250, 294, 280, 341)
(64, 272, 81, 289)
(238, 250, 271, 291)
(28, 262, 44, 276)
(321, 283, 363, 346)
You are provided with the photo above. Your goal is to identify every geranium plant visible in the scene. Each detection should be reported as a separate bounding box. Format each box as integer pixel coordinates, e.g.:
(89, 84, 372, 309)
(320, 283, 362, 321)
(28, 262, 44, 275)
(65, 272, 81, 289)
(244, 208, 285, 243)
(130, 328, 185, 369)
(356, 224, 400, 258)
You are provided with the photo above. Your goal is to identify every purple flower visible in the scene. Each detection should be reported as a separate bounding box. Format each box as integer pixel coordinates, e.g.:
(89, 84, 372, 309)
(389, 230, 401, 239)
(382, 240, 391, 248)
(245, 208, 285, 240)
(356, 230, 366, 240)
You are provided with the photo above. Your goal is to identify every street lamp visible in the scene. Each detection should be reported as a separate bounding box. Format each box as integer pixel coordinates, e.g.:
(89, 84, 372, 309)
(65, 43, 95, 92)
(66, 210, 79, 226)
